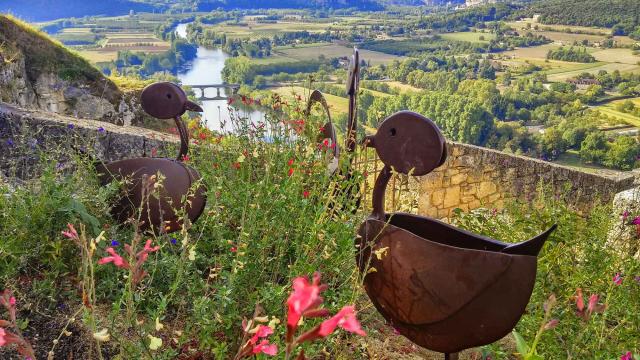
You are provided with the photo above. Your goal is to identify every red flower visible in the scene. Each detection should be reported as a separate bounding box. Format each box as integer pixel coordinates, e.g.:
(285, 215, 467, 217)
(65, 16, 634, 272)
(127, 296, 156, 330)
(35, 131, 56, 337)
(228, 98, 235, 105)
(242, 95, 248, 104)
(288, 168, 294, 177)
(182, 155, 190, 162)
(287, 273, 327, 329)
(613, 273, 623, 285)
(575, 288, 605, 321)
(0, 327, 6, 347)
(250, 325, 273, 345)
(61, 223, 79, 240)
(199, 132, 207, 140)
(230, 247, 237, 253)
(233, 162, 241, 170)
(288, 158, 295, 166)
(98, 248, 129, 269)
(303, 190, 310, 198)
(252, 340, 277, 355)
(621, 351, 634, 360)
(318, 306, 366, 337)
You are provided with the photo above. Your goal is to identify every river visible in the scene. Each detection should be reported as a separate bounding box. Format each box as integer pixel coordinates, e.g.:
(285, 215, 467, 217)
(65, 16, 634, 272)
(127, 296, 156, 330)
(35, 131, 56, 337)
(174, 23, 265, 131)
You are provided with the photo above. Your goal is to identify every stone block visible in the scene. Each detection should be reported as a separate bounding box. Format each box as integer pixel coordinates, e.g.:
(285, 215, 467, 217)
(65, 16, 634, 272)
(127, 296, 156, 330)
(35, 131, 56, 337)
(443, 186, 461, 208)
(478, 181, 497, 199)
(451, 173, 467, 185)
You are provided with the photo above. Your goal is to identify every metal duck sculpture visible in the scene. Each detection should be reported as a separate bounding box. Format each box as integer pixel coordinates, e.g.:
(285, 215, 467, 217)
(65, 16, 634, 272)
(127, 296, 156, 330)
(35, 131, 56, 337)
(356, 111, 557, 359)
(96, 82, 207, 234)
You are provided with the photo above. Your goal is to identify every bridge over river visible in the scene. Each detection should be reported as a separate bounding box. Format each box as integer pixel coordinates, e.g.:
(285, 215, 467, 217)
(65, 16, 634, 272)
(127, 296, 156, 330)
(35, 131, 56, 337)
(188, 84, 240, 101)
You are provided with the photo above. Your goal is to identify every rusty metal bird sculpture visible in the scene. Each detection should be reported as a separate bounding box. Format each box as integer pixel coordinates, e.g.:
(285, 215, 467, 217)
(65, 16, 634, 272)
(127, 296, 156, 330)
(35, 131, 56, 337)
(96, 82, 207, 234)
(357, 111, 557, 359)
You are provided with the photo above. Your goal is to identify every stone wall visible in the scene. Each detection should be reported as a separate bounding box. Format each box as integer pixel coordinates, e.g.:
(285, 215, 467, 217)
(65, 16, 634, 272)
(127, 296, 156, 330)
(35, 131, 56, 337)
(0, 103, 176, 180)
(1, 102, 637, 217)
(412, 142, 636, 218)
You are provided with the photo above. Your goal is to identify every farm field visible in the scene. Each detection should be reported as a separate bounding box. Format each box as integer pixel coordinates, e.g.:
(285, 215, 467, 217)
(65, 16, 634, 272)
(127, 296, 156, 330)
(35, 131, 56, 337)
(507, 19, 612, 35)
(376, 80, 422, 93)
(591, 48, 640, 65)
(548, 63, 640, 82)
(78, 31, 170, 64)
(595, 97, 640, 127)
(271, 85, 349, 114)
(502, 43, 560, 60)
(206, 20, 331, 40)
(440, 31, 496, 43)
(553, 150, 622, 176)
(275, 43, 404, 65)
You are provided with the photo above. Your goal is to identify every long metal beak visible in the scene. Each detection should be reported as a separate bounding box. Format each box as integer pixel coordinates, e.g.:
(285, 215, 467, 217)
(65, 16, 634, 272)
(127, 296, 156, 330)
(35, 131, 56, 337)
(185, 100, 204, 113)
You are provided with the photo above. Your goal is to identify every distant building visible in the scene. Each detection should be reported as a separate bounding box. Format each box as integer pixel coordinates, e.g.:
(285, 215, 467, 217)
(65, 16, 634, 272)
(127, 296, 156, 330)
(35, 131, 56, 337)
(567, 78, 601, 89)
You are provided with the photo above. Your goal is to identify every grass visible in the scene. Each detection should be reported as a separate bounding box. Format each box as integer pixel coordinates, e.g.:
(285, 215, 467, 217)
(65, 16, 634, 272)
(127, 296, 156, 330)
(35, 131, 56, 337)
(440, 31, 496, 44)
(275, 43, 404, 66)
(596, 98, 640, 127)
(379, 80, 423, 93)
(591, 48, 640, 65)
(271, 85, 350, 114)
(552, 149, 621, 175)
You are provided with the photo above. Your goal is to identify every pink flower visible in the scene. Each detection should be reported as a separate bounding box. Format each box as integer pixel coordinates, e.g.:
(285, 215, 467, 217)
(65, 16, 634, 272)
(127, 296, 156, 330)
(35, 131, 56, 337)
(8, 297, 15, 307)
(0, 327, 6, 347)
(632, 217, 640, 225)
(61, 223, 78, 240)
(575, 288, 605, 321)
(318, 306, 366, 337)
(250, 325, 273, 345)
(613, 273, 623, 285)
(98, 248, 129, 269)
(622, 211, 629, 220)
(287, 273, 326, 328)
(137, 239, 160, 263)
(230, 247, 237, 253)
(543, 319, 559, 330)
(252, 339, 277, 356)
(621, 352, 634, 360)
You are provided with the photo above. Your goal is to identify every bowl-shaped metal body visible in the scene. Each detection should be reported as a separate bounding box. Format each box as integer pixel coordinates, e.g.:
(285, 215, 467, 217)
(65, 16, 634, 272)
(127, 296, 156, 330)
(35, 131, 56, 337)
(97, 158, 206, 234)
(357, 213, 539, 354)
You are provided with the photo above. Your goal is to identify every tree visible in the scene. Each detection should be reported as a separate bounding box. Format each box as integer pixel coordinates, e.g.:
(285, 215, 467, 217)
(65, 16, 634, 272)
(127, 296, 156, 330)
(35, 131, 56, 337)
(579, 132, 609, 164)
(605, 136, 640, 170)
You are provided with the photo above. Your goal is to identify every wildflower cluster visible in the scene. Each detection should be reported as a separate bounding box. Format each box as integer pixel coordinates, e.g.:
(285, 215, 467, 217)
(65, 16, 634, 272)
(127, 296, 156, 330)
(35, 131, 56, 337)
(0, 290, 35, 359)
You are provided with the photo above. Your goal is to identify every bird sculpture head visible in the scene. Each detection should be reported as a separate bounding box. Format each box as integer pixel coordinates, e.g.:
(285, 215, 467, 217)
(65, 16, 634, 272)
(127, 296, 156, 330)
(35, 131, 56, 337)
(366, 111, 447, 176)
(141, 82, 203, 119)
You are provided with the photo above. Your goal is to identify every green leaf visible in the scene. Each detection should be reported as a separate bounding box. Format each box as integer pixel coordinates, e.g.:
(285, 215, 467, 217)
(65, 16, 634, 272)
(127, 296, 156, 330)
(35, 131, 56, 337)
(512, 330, 530, 358)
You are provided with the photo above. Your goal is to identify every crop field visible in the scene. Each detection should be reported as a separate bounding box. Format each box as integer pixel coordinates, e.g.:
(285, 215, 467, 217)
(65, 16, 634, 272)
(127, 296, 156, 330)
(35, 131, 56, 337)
(507, 19, 612, 35)
(548, 63, 640, 82)
(271, 85, 349, 114)
(502, 43, 560, 60)
(590, 48, 640, 65)
(53, 27, 99, 44)
(440, 31, 496, 43)
(275, 43, 404, 65)
(596, 97, 640, 127)
(376, 80, 422, 93)
(206, 20, 330, 40)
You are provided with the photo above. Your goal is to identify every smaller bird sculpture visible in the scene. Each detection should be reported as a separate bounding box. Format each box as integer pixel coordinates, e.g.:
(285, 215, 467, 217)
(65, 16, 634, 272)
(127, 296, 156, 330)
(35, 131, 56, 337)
(356, 111, 557, 359)
(96, 82, 207, 234)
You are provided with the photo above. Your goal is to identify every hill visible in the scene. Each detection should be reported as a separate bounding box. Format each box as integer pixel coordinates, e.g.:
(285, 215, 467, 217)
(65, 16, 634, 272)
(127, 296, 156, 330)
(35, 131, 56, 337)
(520, 0, 640, 32)
(0, 0, 383, 22)
(0, 15, 143, 125)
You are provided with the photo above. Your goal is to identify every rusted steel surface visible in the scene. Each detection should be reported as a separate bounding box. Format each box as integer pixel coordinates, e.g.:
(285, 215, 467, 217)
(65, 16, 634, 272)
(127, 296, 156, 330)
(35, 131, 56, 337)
(96, 82, 207, 234)
(357, 111, 556, 355)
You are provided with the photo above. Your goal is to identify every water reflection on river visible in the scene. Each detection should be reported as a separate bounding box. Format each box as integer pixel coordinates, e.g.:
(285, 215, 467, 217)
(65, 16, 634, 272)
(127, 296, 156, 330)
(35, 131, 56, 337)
(174, 23, 265, 131)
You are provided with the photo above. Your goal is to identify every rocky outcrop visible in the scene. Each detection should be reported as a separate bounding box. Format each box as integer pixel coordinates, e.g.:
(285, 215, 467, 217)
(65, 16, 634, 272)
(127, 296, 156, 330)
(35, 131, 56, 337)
(0, 15, 148, 126)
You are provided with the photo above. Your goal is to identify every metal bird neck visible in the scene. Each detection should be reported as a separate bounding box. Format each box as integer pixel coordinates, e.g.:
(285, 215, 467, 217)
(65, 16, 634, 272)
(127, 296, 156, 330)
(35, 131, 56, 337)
(345, 81, 358, 155)
(371, 165, 392, 221)
(175, 115, 189, 161)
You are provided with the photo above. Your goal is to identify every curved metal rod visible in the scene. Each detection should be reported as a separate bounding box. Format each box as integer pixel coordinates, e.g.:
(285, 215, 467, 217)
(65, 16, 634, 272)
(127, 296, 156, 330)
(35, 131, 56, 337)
(306, 89, 339, 159)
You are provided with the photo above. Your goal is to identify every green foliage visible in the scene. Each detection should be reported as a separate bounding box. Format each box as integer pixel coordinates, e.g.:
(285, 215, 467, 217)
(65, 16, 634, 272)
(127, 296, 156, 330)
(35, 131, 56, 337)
(520, 0, 640, 30)
(604, 136, 640, 170)
(546, 47, 596, 63)
(580, 132, 609, 164)
(452, 193, 639, 359)
(366, 91, 494, 145)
